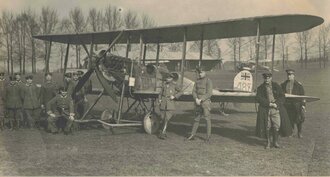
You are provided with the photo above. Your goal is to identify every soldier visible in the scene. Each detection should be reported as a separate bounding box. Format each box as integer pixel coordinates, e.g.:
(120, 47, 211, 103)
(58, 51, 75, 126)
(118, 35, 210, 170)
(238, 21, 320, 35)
(186, 67, 213, 143)
(21, 75, 41, 129)
(0, 72, 6, 130)
(72, 71, 87, 119)
(255, 72, 292, 149)
(46, 86, 75, 135)
(15, 72, 25, 127)
(64, 72, 74, 95)
(40, 73, 58, 109)
(281, 69, 306, 138)
(158, 73, 182, 139)
(5, 76, 23, 130)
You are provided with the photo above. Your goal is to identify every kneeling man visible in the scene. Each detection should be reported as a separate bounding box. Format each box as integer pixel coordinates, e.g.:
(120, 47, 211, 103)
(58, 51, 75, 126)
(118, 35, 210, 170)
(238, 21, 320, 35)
(46, 86, 75, 135)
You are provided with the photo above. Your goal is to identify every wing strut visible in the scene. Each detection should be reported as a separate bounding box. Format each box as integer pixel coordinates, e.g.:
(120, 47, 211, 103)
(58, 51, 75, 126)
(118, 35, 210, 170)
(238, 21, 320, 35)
(271, 29, 276, 74)
(45, 40, 52, 73)
(199, 26, 204, 67)
(254, 21, 261, 90)
(63, 43, 70, 81)
(180, 27, 187, 86)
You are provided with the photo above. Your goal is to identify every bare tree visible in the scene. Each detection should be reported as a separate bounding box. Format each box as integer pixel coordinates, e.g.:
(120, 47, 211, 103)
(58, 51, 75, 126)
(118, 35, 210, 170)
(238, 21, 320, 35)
(278, 34, 287, 69)
(261, 36, 271, 60)
(57, 18, 71, 70)
(295, 32, 304, 68)
(0, 11, 14, 74)
(40, 6, 58, 71)
(69, 7, 86, 68)
(302, 31, 312, 69)
(104, 5, 122, 31)
(247, 36, 256, 60)
(319, 24, 330, 68)
(141, 14, 156, 28)
(25, 9, 39, 73)
(123, 10, 139, 29)
(227, 38, 238, 72)
(87, 8, 103, 50)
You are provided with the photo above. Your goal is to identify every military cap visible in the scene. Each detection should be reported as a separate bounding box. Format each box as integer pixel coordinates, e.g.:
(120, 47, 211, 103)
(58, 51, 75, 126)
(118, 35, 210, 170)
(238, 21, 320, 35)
(164, 73, 175, 79)
(0, 72, 4, 76)
(25, 75, 33, 80)
(64, 73, 72, 78)
(262, 72, 272, 78)
(285, 69, 295, 75)
(14, 72, 21, 76)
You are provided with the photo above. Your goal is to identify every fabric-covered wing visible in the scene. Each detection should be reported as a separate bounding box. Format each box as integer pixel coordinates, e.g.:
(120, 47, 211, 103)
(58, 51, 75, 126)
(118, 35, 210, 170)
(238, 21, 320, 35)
(33, 14, 323, 44)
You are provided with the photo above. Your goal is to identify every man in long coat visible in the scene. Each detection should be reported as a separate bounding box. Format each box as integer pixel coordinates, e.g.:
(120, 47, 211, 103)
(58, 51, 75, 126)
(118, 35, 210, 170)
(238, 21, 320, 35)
(158, 73, 182, 139)
(256, 72, 292, 149)
(281, 69, 306, 138)
(21, 75, 41, 129)
(5, 76, 23, 130)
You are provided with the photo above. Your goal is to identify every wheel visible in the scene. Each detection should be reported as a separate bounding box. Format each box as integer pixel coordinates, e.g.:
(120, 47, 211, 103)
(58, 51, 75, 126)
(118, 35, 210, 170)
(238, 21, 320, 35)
(143, 112, 160, 134)
(100, 109, 114, 129)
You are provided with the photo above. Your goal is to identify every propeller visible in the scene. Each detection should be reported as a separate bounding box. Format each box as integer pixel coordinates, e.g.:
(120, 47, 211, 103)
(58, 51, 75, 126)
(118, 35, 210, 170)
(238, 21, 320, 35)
(72, 31, 123, 102)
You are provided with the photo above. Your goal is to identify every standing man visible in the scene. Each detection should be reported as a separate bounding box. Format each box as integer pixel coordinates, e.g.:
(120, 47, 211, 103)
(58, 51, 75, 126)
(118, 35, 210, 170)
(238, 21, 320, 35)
(158, 73, 182, 139)
(255, 72, 292, 149)
(0, 72, 6, 130)
(186, 67, 213, 143)
(46, 86, 75, 135)
(281, 69, 306, 138)
(21, 75, 41, 129)
(71, 71, 87, 119)
(5, 76, 23, 130)
(40, 73, 58, 109)
(15, 72, 25, 127)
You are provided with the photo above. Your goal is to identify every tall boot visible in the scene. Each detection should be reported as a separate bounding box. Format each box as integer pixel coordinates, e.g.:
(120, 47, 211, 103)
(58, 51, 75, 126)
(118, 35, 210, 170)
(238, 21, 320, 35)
(297, 123, 303, 138)
(205, 119, 211, 143)
(186, 121, 200, 141)
(158, 121, 168, 140)
(273, 129, 280, 148)
(265, 130, 271, 149)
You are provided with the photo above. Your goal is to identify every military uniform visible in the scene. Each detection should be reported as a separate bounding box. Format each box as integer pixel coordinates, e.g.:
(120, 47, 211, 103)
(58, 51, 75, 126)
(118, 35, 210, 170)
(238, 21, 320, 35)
(158, 75, 182, 139)
(5, 80, 23, 129)
(40, 81, 58, 107)
(187, 71, 213, 141)
(21, 82, 41, 128)
(0, 76, 6, 130)
(281, 70, 305, 138)
(46, 94, 74, 133)
(72, 79, 87, 119)
(256, 72, 292, 149)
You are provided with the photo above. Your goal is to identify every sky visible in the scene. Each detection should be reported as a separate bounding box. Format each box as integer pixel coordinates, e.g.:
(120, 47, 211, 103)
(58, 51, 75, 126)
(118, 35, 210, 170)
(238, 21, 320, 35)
(0, 0, 329, 26)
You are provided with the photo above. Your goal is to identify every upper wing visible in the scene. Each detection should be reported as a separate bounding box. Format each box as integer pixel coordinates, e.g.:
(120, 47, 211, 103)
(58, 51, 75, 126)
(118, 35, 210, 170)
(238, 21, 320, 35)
(33, 14, 323, 44)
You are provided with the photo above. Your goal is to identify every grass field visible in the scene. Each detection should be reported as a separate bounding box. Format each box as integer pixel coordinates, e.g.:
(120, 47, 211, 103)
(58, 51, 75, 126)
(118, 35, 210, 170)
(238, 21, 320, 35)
(0, 62, 329, 176)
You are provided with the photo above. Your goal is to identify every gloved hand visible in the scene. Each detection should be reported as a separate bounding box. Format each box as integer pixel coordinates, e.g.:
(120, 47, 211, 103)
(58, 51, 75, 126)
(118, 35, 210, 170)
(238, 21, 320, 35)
(195, 98, 201, 105)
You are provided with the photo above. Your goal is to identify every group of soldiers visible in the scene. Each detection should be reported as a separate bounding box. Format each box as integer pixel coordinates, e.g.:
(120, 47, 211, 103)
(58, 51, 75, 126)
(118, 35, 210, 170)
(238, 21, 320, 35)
(0, 66, 306, 147)
(0, 71, 88, 135)
(158, 67, 306, 148)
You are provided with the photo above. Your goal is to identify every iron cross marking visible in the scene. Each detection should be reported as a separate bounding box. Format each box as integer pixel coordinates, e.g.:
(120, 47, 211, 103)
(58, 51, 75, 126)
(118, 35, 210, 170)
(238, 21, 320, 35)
(241, 73, 250, 80)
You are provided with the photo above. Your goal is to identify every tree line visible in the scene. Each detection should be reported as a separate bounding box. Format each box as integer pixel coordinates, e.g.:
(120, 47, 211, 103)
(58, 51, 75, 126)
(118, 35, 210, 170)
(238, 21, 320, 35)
(0, 6, 329, 74)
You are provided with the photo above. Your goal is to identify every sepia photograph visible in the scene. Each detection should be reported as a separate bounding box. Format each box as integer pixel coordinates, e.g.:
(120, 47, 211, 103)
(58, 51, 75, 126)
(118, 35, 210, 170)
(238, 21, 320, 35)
(0, 0, 329, 176)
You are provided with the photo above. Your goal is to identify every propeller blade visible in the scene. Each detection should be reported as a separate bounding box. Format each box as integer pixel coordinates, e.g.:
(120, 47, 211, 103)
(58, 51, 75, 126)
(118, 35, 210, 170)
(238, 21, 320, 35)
(72, 30, 124, 95)
(73, 69, 95, 96)
(95, 66, 118, 103)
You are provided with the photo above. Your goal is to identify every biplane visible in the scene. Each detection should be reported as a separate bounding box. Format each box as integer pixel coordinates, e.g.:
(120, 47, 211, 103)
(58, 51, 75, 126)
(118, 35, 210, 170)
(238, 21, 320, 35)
(33, 14, 322, 134)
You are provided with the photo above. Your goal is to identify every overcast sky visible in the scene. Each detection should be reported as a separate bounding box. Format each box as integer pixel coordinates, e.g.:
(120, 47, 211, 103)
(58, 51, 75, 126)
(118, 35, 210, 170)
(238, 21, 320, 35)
(0, 0, 329, 26)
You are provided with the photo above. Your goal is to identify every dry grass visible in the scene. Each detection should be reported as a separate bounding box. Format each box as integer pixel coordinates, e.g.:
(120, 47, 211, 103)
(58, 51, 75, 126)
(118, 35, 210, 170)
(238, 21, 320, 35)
(0, 62, 329, 176)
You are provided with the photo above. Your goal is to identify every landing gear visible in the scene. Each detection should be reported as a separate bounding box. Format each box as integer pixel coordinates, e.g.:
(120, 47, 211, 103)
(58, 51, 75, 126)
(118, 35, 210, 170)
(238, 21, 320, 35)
(143, 111, 160, 134)
(100, 109, 115, 129)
